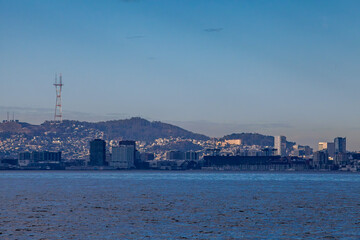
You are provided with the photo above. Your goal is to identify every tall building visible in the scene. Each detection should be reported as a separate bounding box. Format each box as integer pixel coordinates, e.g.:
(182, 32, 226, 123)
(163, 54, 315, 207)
(334, 137, 346, 154)
(89, 139, 106, 166)
(334, 137, 347, 165)
(274, 136, 286, 157)
(110, 141, 136, 169)
(318, 142, 327, 151)
(318, 142, 335, 158)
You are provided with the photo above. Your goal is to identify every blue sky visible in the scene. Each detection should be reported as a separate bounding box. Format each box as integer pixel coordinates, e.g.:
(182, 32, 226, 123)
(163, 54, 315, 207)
(1, 0, 360, 149)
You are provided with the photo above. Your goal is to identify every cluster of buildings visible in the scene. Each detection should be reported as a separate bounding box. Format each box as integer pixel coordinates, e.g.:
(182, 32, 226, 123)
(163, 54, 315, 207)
(1, 133, 360, 171)
(313, 137, 349, 169)
(0, 131, 103, 161)
(88, 139, 137, 169)
(203, 136, 359, 171)
(85, 139, 200, 170)
(0, 150, 63, 170)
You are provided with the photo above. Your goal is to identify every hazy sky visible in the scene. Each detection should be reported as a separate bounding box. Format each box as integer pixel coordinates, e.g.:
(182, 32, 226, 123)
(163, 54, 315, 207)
(1, 0, 360, 149)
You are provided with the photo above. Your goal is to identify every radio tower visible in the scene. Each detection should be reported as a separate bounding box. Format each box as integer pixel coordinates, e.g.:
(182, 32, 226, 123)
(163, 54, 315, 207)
(54, 73, 63, 122)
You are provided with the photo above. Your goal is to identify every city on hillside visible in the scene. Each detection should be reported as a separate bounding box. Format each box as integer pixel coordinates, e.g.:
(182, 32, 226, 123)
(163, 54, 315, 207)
(0, 117, 358, 171)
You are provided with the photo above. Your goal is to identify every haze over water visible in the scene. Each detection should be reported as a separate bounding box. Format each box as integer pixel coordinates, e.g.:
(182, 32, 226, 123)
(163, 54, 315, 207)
(1, 171, 359, 239)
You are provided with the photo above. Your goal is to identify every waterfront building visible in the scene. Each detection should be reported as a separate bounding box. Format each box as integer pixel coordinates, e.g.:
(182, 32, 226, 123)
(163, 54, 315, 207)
(18, 152, 31, 167)
(31, 151, 62, 162)
(110, 141, 136, 169)
(89, 139, 106, 166)
(274, 136, 286, 157)
(18, 151, 62, 167)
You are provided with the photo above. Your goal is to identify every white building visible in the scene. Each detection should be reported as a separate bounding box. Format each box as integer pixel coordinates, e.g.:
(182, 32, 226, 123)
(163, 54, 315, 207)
(274, 136, 286, 157)
(224, 139, 242, 145)
(110, 145, 135, 169)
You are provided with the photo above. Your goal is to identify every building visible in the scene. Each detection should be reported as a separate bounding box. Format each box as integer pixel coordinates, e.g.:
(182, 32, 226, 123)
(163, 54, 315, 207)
(274, 136, 286, 157)
(18, 152, 31, 166)
(334, 137, 346, 154)
(318, 142, 335, 158)
(89, 139, 106, 166)
(292, 145, 313, 157)
(312, 151, 329, 168)
(319, 142, 327, 151)
(224, 139, 242, 145)
(333, 137, 347, 165)
(18, 151, 62, 167)
(166, 150, 185, 160)
(335, 152, 348, 165)
(185, 151, 199, 161)
(31, 151, 61, 162)
(110, 141, 136, 169)
(261, 148, 275, 157)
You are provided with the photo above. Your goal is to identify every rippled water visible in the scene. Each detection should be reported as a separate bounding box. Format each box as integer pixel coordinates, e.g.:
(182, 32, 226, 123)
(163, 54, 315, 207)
(0, 171, 360, 239)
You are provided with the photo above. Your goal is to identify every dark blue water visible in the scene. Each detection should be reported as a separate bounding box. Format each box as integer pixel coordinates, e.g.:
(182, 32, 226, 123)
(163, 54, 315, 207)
(0, 171, 359, 239)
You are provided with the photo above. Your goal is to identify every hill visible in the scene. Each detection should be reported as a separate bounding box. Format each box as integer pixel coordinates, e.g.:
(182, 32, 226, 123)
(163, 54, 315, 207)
(221, 133, 274, 146)
(0, 117, 209, 142)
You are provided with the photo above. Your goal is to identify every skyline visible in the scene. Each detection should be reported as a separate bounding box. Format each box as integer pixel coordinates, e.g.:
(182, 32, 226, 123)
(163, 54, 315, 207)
(1, 0, 360, 149)
(0, 105, 350, 152)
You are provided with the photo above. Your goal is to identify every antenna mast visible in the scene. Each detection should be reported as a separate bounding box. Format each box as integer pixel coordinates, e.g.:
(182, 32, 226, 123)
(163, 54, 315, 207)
(54, 73, 63, 122)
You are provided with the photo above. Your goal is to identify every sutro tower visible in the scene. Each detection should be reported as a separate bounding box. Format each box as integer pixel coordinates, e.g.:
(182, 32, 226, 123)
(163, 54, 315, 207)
(54, 73, 63, 122)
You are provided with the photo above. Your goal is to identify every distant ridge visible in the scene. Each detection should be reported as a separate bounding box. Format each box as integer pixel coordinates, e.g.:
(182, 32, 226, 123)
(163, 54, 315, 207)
(0, 117, 210, 141)
(222, 133, 275, 146)
(0, 118, 298, 147)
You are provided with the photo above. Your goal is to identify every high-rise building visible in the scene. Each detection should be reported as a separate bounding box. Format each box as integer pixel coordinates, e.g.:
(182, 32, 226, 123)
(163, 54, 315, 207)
(334, 137, 347, 165)
(334, 137, 346, 154)
(318, 142, 335, 158)
(274, 136, 286, 157)
(110, 141, 136, 169)
(318, 142, 327, 151)
(89, 139, 106, 166)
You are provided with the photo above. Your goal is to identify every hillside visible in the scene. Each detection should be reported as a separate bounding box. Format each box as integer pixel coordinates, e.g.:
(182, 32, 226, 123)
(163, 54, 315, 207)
(222, 133, 275, 146)
(0, 117, 209, 141)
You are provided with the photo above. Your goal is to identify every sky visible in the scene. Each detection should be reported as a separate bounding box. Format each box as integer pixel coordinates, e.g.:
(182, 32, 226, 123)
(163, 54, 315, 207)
(1, 0, 360, 149)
